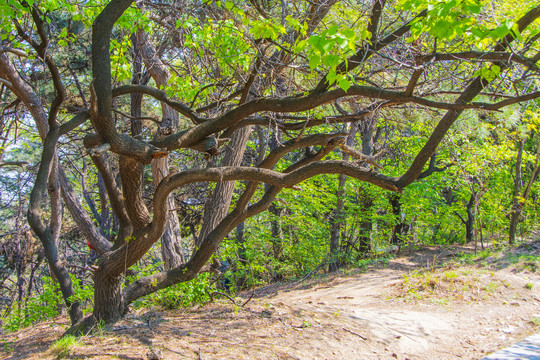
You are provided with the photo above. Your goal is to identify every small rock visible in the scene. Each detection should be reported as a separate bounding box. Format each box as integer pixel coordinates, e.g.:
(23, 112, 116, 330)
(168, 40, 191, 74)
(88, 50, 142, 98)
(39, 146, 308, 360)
(510, 302, 520, 306)
(499, 326, 516, 334)
(147, 348, 163, 360)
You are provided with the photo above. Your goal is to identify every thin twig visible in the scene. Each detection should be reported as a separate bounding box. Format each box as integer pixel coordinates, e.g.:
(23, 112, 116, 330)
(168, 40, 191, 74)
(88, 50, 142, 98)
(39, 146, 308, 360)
(210, 291, 238, 305)
(343, 327, 368, 340)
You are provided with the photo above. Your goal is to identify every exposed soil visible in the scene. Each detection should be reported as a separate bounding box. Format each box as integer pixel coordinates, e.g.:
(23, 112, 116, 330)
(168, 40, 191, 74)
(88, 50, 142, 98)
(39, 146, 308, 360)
(2, 241, 539, 360)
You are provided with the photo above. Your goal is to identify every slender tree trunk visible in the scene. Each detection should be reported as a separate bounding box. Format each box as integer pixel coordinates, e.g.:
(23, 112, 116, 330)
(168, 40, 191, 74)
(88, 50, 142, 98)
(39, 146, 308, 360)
(389, 193, 411, 246)
(357, 187, 373, 253)
(198, 127, 252, 245)
(329, 174, 347, 271)
(97, 172, 112, 237)
(509, 136, 540, 244)
(329, 123, 358, 270)
(465, 192, 475, 244)
(236, 222, 245, 256)
(269, 203, 284, 259)
(510, 140, 525, 244)
(27, 131, 83, 325)
(266, 130, 284, 260)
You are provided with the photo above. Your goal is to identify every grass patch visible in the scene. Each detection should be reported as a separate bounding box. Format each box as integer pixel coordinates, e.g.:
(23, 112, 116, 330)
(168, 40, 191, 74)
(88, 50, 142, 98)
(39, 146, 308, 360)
(356, 254, 394, 270)
(452, 242, 539, 273)
(397, 267, 505, 302)
(1, 339, 14, 353)
(49, 335, 80, 359)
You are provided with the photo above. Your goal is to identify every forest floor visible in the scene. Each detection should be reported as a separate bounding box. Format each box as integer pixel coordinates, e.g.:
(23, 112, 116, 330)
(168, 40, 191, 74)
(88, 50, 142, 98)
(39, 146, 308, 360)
(1, 240, 540, 360)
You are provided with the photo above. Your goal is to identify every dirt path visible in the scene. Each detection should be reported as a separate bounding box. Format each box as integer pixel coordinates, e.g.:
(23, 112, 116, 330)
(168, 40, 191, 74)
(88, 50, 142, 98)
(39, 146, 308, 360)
(264, 267, 540, 359)
(2, 245, 540, 360)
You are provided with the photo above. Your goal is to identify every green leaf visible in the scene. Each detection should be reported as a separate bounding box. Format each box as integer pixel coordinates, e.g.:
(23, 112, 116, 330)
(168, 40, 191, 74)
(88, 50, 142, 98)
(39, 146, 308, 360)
(309, 54, 321, 70)
(294, 39, 308, 53)
(322, 54, 339, 68)
(339, 78, 351, 92)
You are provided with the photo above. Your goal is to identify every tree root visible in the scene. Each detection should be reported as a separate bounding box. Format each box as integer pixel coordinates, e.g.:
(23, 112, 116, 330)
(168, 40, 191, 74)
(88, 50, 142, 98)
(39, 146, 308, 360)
(63, 315, 98, 337)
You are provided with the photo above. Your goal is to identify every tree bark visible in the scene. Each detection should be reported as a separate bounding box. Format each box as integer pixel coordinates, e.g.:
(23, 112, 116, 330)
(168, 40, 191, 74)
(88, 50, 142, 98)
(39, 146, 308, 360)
(27, 129, 83, 325)
(198, 127, 252, 245)
(329, 123, 358, 271)
(465, 192, 475, 244)
(93, 269, 124, 323)
(135, 31, 185, 268)
(357, 187, 374, 253)
(389, 193, 410, 246)
(329, 174, 347, 271)
(509, 136, 540, 244)
(509, 140, 525, 244)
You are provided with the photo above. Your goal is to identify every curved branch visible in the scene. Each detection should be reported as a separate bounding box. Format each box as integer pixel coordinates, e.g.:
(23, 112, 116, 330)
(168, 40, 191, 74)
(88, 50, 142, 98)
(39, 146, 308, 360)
(91, 0, 165, 164)
(27, 128, 83, 324)
(235, 134, 346, 210)
(112, 84, 202, 123)
(101, 160, 399, 280)
(59, 111, 90, 135)
(221, 111, 371, 137)
(15, 4, 67, 126)
(397, 4, 540, 188)
(418, 153, 451, 179)
(417, 51, 540, 71)
(0, 161, 28, 168)
(152, 84, 540, 153)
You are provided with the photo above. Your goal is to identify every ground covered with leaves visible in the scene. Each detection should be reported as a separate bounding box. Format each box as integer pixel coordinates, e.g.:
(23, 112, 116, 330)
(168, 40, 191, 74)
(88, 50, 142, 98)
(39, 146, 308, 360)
(1, 240, 539, 360)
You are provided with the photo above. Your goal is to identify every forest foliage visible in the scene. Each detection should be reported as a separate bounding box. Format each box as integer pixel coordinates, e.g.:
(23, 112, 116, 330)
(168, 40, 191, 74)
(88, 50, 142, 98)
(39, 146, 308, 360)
(0, 0, 539, 333)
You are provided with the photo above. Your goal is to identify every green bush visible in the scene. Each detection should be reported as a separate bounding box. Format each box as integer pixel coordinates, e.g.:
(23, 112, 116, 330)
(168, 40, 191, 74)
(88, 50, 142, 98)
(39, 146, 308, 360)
(135, 272, 216, 310)
(2, 275, 93, 333)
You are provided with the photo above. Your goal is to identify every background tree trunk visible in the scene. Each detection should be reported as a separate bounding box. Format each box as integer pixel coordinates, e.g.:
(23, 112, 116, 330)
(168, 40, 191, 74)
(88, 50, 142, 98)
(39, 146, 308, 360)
(135, 32, 185, 268)
(509, 136, 540, 244)
(198, 127, 252, 245)
(329, 123, 357, 271)
(509, 139, 525, 244)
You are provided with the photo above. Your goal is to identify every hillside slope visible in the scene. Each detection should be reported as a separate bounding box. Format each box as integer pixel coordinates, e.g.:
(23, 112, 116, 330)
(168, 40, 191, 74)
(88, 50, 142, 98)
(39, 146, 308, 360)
(2, 242, 539, 360)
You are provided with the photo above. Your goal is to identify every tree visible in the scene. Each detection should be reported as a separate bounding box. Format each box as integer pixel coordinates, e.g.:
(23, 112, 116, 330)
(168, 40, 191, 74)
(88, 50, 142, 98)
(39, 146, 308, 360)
(0, 0, 539, 333)
(509, 115, 540, 244)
